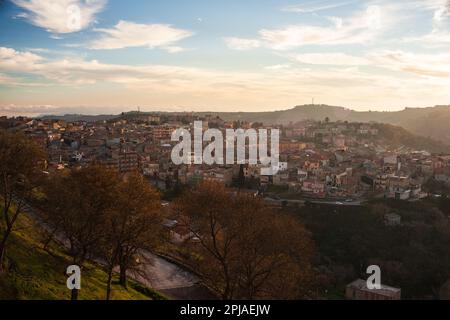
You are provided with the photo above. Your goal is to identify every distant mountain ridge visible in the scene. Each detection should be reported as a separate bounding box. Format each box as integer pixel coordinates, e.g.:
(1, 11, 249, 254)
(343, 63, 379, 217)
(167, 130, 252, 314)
(40, 114, 118, 122)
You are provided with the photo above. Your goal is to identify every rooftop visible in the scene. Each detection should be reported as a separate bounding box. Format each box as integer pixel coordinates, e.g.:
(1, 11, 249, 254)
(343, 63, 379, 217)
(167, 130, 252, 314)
(347, 279, 401, 297)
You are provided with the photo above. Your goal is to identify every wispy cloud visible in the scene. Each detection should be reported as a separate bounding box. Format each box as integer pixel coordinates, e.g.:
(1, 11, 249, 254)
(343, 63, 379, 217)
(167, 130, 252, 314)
(2, 46, 450, 110)
(164, 46, 188, 54)
(0, 104, 125, 116)
(0, 104, 60, 114)
(227, 5, 388, 50)
(282, 1, 354, 14)
(285, 53, 370, 66)
(402, 0, 450, 46)
(371, 50, 450, 78)
(12, 0, 107, 34)
(224, 37, 262, 51)
(261, 5, 384, 49)
(87, 20, 193, 51)
(0, 47, 43, 70)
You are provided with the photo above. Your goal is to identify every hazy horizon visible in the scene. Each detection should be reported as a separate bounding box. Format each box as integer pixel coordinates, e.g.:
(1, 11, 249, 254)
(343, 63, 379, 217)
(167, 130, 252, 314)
(3, 103, 450, 118)
(2, 0, 450, 115)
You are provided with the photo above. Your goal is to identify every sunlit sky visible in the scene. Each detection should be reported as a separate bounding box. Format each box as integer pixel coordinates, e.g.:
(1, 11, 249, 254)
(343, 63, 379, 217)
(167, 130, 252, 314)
(1, 0, 450, 116)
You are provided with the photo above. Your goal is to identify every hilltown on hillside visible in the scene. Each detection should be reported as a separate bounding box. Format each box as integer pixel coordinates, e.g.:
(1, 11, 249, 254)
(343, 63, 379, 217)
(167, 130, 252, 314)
(2, 112, 449, 205)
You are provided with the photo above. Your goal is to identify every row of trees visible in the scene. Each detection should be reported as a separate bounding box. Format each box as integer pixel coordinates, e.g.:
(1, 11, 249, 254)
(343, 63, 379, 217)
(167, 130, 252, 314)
(43, 167, 164, 300)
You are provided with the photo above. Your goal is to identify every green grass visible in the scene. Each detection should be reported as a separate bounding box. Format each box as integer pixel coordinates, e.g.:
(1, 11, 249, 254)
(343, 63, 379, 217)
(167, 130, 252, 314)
(0, 208, 163, 300)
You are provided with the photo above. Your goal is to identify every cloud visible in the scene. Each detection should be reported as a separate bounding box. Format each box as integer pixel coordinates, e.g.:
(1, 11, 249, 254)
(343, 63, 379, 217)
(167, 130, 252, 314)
(404, 31, 450, 47)
(164, 46, 187, 54)
(0, 104, 60, 114)
(26, 48, 51, 53)
(263, 5, 384, 50)
(0, 73, 23, 85)
(0, 47, 42, 71)
(12, 0, 107, 33)
(88, 20, 193, 50)
(371, 50, 450, 77)
(433, 2, 450, 24)
(401, 0, 450, 46)
(264, 64, 291, 71)
(284, 49, 450, 78)
(2, 47, 450, 111)
(0, 104, 125, 116)
(0, 47, 239, 87)
(285, 53, 370, 66)
(0, 73, 49, 87)
(50, 34, 64, 40)
(226, 5, 387, 51)
(282, 1, 354, 14)
(224, 37, 262, 50)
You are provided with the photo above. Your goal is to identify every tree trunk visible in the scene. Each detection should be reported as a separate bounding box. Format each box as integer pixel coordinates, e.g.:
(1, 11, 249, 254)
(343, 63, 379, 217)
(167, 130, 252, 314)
(0, 228, 12, 273)
(221, 262, 233, 300)
(71, 288, 79, 301)
(119, 265, 127, 288)
(0, 244, 5, 273)
(221, 275, 232, 300)
(43, 227, 58, 251)
(106, 268, 113, 300)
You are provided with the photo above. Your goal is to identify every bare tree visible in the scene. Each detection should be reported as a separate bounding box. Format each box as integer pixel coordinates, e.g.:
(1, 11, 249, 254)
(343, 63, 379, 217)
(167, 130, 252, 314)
(234, 202, 315, 299)
(175, 181, 241, 299)
(44, 165, 120, 300)
(175, 181, 315, 300)
(100, 171, 163, 300)
(0, 131, 46, 273)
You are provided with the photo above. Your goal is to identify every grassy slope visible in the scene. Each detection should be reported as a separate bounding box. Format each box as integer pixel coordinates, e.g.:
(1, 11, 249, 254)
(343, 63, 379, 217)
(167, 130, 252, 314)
(0, 209, 162, 300)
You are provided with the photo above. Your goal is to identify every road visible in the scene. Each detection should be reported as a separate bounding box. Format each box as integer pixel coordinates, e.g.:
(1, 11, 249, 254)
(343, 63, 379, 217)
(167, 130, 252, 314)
(264, 197, 364, 207)
(309, 199, 364, 206)
(16, 196, 213, 300)
(128, 251, 215, 299)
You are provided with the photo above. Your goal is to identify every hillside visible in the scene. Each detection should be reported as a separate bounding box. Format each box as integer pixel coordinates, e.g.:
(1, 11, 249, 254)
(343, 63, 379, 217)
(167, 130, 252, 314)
(207, 105, 450, 145)
(0, 209, 162, 300)
(373, 123, 450, 154)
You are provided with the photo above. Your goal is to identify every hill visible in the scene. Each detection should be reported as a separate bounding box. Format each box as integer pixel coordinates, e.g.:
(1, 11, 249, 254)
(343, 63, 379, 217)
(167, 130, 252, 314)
(373, 123, 450, 154)
(207, 105, 450, 145)
(0, 208, 163, 300)
(39, 114, 118, 123)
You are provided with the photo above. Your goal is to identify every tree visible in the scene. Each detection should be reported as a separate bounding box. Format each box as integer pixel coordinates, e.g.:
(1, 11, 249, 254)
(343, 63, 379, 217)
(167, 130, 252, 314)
(231, 193, 315, 299)
(100, 172, 163, 300)
(0, 131, 46, 273)
(175, 182, 238, 299)
(175, 181, 315, 299)
(44, 165, 120, 300)
(236, 164, 245, 189)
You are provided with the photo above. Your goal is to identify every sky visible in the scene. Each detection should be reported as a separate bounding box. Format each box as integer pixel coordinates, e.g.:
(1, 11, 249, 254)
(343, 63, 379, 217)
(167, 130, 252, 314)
(1, 0, 450, 116)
